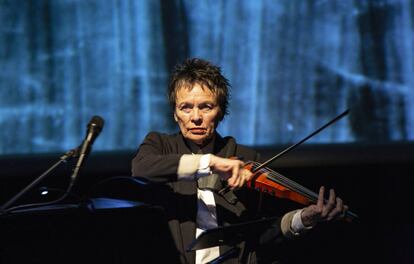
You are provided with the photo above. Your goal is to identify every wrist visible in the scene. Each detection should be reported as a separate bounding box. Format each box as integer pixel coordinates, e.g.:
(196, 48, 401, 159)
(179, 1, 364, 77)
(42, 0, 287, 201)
(197, 154, 212, 178)
(291, 209, 313, 233)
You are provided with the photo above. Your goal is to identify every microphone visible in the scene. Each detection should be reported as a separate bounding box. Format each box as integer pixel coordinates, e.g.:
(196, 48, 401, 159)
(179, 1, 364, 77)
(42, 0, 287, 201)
(69, 115, 104, 188)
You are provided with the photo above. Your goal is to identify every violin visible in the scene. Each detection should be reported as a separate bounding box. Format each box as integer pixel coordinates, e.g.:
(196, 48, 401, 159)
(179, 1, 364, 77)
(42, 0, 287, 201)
(243, 161, 358, 222)
(221, 109, 358, 222)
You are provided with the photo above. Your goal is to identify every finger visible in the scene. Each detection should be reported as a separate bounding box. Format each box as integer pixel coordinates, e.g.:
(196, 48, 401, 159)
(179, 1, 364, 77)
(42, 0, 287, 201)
(244, 169, 253, 182)
(232, 173, 241, 189)
(227, 179, 235, 188)
(336, 197, 344, 212)
(341, 204, 349, 219)
(237, 177, 245, 188)
(238, 169, 249, 188)
(227, 175, 236, 188)
(317, 186, 325, 209)
(228, 164, 240, 188)
(234, 162, 246, 188)
(327, 197, 343, 221)
(321, 188, 335, 218)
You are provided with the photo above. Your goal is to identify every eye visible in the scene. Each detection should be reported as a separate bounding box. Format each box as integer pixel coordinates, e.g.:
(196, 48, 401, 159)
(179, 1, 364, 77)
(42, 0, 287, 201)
(178, 104, 192, 113)
(199, 103, 214, 112)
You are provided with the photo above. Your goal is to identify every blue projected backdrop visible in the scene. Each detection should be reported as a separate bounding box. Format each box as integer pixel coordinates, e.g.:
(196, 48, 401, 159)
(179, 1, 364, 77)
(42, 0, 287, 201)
(0, 0, 413, 155)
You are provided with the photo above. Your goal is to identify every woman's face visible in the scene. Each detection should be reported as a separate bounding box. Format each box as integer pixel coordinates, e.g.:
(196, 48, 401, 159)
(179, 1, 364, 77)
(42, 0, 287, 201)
(174, 83, 221, 145)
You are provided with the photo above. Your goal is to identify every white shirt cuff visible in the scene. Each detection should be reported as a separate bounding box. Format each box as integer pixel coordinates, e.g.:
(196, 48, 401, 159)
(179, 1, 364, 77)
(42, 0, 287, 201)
(291, 209, 313, 233)
(177, 154, 211, 181)
(197, 154, 211, 176)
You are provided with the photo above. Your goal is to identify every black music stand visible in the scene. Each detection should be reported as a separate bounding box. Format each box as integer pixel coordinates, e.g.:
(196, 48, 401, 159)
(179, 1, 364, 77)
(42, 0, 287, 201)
(0, 198, 180, 264)
(187, 216, 279, 264)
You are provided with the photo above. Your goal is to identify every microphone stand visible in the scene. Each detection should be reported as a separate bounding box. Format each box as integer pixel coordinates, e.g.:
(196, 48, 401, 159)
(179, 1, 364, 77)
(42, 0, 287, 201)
(0, 148, 78, 213)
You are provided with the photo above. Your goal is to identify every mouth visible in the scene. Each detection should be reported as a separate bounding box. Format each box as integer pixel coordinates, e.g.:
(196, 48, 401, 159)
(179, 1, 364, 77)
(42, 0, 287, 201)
(189, 128, 207, 134)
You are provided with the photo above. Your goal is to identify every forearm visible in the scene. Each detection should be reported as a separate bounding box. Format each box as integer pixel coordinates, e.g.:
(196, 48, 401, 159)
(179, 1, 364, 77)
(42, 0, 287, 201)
(258, 209, 311, 248)
(131, 153, 182, 182)
(132, 152, 210, 183)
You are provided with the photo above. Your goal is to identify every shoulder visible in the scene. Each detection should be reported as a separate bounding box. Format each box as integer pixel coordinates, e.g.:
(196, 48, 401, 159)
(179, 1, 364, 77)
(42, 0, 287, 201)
(236, 143, 258, 162)
(143, 131, 180, 144)
(140, 131, 183, 154)
(222, 136, 259, 162)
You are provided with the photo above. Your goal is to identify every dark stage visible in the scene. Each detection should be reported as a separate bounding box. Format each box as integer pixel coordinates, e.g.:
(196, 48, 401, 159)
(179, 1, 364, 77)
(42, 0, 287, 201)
(1, 142, 412, 264)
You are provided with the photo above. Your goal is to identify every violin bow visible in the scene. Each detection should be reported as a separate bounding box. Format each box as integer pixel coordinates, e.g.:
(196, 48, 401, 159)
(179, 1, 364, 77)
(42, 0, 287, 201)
(253, 109, 350, 172)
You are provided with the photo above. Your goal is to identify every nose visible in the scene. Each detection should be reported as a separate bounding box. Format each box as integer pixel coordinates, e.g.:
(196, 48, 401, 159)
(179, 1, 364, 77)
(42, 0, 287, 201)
(191, 109, 202, 123)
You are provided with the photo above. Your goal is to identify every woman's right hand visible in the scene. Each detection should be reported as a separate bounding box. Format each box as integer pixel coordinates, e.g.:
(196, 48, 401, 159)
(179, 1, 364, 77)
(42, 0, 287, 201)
(209, 155, 253, 189)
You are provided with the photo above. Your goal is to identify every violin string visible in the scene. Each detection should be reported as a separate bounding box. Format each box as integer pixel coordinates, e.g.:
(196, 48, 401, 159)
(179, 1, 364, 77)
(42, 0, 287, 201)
(252, 162, 318, 202)
(252, 162, 302, 192)
(251, 162, 358, 220)
(267, 169, 318, 201)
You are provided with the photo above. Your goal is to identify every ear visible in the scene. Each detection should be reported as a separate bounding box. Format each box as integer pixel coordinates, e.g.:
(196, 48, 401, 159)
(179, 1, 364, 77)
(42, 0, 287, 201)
(174, 112, 178, 122)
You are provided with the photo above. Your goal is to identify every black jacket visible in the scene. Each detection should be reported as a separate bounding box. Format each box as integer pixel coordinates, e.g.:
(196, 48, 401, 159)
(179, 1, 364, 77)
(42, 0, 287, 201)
(131, 132, 286, 264)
